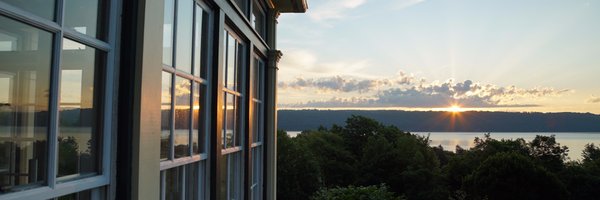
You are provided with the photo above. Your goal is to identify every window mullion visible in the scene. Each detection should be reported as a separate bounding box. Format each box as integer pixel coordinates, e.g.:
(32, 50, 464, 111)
(189, 82, 194, 156)
(102, 0, 120, 179)
(170, 73, 176, 160)
(0, 1, 62, 33)
(47, 0, 66, 189)
(188, 3, 198, 157)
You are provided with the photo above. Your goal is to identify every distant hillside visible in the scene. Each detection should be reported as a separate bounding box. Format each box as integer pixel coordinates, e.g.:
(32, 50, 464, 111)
(278, 110, 600, 132)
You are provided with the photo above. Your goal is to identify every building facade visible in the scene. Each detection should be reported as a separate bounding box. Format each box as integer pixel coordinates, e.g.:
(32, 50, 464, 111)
(0, 0, 306, 199)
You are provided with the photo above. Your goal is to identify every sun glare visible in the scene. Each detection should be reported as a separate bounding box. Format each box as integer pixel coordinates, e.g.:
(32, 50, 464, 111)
(448, 105, 463, 113)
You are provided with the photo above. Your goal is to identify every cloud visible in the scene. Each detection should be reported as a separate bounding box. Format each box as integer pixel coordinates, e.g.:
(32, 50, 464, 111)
(308, 0, 367, 21)
(587, 96, 600, 103)
(278, 49, 373, 79)
(393, 0, 426, 10)
(279, 72, 422, 93)
(279, 74, 571, 108)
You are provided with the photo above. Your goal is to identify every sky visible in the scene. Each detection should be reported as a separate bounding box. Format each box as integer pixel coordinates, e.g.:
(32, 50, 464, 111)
(276, 0, 600, 114)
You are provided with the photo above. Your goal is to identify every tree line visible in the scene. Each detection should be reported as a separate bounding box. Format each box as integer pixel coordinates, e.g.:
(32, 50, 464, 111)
(277, 115, 600, 200)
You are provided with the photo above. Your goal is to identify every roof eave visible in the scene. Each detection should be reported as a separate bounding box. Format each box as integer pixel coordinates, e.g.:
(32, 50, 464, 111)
(270, 0, 308, 13)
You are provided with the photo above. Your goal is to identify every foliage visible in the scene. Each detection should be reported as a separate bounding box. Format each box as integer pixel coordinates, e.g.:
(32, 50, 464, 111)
(295, 130, 357, 186)
(311, 184, 404, 200)
(463, 152, 568, 200)
(528, 135, 569, 172)
(582, 143, 600, 163)
(277, 130, 322, 200)
(278, 115, 600, 200)
(58, 136, 79, 176)
(559, 162, 600, 200)
(359, 132, 447, 199)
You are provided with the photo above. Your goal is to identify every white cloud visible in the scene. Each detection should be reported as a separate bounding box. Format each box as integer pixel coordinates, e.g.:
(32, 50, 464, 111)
(279, 72, 421, 93)
(278, 49, 372, 80)
(308, 0, 368, 21)
(392, 0, 426, 10)
(279, 74, 571, 108)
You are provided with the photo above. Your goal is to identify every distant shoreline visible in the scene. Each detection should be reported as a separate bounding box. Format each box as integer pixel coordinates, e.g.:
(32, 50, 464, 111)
(278, 110, 600, 132)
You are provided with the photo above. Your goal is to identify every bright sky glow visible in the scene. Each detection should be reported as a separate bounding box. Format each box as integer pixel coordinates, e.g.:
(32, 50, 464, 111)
(448, 105, 463, 113)
(277, 0, 600, 114)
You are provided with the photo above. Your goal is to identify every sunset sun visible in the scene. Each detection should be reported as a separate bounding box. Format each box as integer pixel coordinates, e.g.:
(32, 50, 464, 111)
(448, 105, 464, 113)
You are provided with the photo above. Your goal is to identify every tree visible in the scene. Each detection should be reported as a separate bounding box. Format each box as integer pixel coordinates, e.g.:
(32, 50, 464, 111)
(529, 135, 569, 172)
(277, 130, 322, 200)
(559, 162, 600, 200)
(311, 184, 404, 200)
(582, 143, 600, 164)
(58, 136, 79, 176)
(295, 130, 357, 186)
(359, 133, 447, 199)
(463, 152, 568, 200)
(331, 115, 383, 157)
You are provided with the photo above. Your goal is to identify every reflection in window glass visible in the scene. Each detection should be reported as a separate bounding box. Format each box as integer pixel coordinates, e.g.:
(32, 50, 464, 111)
(192, 83, 201, 154)
(225, 33, 237, 90)
(186, 162, 199, 199)
(64, 0, 107, 40)
(0, 0, 55, 20)
(250, 57, 264, 199)
(164, 166, 183, 200)
(161, 72, 172, 160)
(221, 151, 243, 199)
(174, 77, 190, 158)
(58, 38, 103, 178)
(194, 4, 204, 77)
(255, 60, 264, 100)
(0, 15, 52, 194)
(175, 0, 193, 74)
(253, 102, 261, 143)
(233, 0, 248, 15)
(223, 93, 237, 148)
(252, 1, 266, 39)
(251, 147, 263, 200)
(252, 59, 264, 143)
(162, 0, 175, 66)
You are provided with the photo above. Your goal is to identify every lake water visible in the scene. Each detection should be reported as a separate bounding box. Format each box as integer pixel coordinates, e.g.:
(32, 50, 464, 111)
(287, 131, 600, 161)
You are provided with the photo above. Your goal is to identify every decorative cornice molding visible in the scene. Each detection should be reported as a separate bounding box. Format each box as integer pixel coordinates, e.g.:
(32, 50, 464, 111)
(269, 50, 283, 70)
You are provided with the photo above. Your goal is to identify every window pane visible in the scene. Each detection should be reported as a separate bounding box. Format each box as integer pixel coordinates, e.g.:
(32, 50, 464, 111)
(58, 38, 104, 178)
(253, 102, 261, 143)
(225, 34, 237, 90)
(175, 0, 193, 74)
(251, 147, 263, 200)
(162, 0, 174, 66)
(0, 0, 55, 20)
(192, 83, 202, 154)
(233, 0, 248, 15)
(174, 77, 190, 158)
(259, 61, 264, 100)
(193, 5, 204, 77)
(161, 72, 172, 160)
(164, 167, 183, 200)
(252, 2, 266, 39)
(186, 162, 204, 199)
(252, 59, 263, 100)
(56, 188, 95, 200)
(64, 0, 107, 40)
(0, 15, 52, 194)
(221, 152, 243, 200)
(223, 93, 236, 148)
